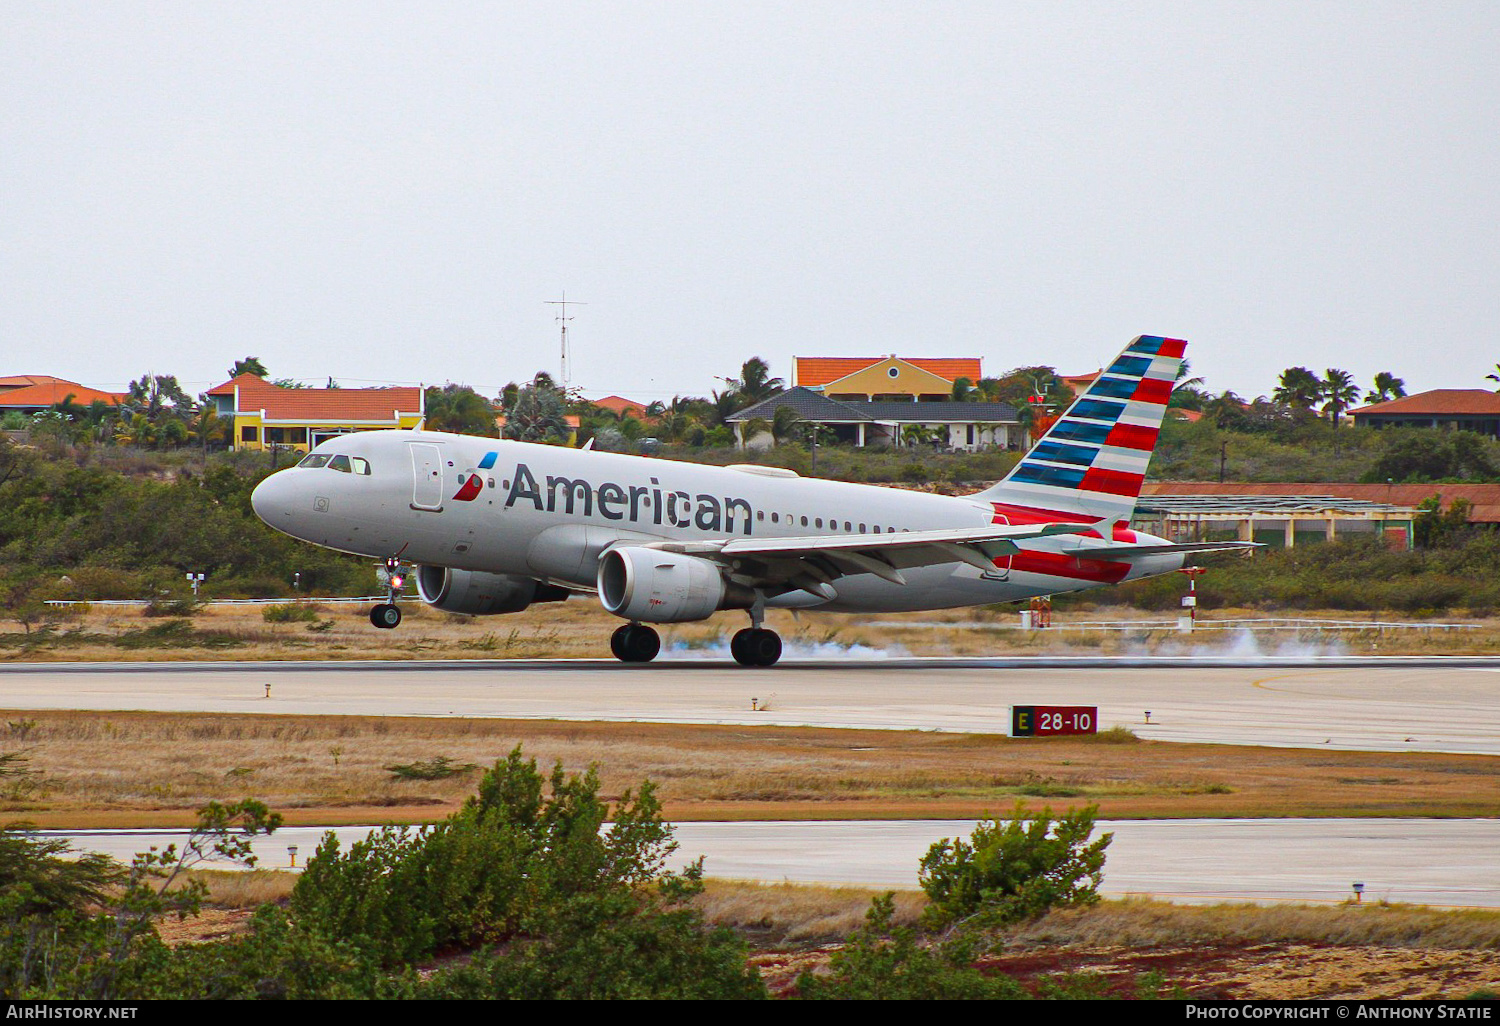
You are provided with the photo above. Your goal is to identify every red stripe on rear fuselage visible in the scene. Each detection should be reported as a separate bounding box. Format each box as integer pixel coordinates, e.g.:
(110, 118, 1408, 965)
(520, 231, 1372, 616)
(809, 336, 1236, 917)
(1009, 549, 1132, 584)
(989, 502, 1096, 526)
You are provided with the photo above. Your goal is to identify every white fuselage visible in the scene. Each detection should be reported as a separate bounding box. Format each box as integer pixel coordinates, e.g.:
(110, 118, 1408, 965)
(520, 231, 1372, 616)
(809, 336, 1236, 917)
(250, 430, 1183, 612)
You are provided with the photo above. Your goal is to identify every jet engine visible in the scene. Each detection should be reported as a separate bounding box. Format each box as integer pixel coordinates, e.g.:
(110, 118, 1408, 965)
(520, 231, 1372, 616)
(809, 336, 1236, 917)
(415, 566, 570, 615)
(597, 547, 754, 623)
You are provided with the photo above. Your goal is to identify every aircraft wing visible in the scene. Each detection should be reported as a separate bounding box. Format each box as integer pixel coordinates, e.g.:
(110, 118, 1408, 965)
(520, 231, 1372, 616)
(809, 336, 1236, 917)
(645, 526, 1259, 591)
(645, 522, 1094, 587)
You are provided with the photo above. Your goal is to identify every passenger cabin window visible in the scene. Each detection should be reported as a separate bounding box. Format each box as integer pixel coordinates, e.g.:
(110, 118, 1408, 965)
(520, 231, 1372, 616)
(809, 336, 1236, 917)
(298, 454, 331, 469)
(328, 455, 352, 473)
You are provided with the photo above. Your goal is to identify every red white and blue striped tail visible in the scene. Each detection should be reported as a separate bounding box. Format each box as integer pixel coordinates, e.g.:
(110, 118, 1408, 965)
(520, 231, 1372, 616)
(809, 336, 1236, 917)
(975, 335, 1186, 522)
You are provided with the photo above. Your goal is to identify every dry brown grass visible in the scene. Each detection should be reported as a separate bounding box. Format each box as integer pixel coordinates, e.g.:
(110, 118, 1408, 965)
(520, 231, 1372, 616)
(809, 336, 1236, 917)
(6, 600, 1500, 661)
(1007, 897, 1500, 951)
(5, 710, 1499, 826)
(694, 880, 924, 946)
(180, 869, 298, 909)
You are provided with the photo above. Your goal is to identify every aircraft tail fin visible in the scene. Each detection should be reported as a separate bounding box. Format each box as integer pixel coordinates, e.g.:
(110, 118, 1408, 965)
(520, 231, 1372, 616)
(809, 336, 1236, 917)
(973, 335, 1186, 522)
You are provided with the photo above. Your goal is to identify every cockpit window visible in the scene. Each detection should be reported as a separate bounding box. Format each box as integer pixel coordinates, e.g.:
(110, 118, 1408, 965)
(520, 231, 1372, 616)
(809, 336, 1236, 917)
(298, 453, 331, 469)
(328, 455, 352, 473)
(350, 457, 371, 476)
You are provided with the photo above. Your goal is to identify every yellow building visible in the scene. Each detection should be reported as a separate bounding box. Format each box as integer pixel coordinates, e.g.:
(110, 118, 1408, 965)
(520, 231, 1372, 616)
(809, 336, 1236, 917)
(206, 375, 424, 452)
(793, 356, 984, 402)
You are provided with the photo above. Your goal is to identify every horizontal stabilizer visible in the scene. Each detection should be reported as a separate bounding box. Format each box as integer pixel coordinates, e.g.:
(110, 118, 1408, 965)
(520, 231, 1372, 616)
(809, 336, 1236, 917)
(1055, 540, 1262, 561)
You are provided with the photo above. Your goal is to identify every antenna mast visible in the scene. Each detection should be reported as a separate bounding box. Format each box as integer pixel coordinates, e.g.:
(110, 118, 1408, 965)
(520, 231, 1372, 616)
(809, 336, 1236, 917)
(545, 292, 586, 386)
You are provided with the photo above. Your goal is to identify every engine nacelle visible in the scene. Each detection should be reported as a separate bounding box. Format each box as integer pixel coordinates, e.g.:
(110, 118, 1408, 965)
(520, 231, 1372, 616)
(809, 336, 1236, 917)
(597, 546, 754, 623)
(416, 566, 570, 615)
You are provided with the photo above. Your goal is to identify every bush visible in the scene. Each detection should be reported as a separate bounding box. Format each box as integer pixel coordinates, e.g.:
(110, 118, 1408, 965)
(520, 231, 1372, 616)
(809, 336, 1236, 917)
(262, 602, 320, 623)
(919, 802, 1112, 928)
(383, 756, 477, 781)
(0, 824, 123, 917)
(797, 893, 1026, 999)
(290, 746, 764, 1001)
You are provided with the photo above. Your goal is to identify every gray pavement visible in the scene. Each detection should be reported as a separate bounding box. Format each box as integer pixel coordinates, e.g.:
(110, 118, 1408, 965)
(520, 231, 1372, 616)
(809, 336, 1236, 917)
(5, 657, 1500, 753)
(41, 818, 1500, 908)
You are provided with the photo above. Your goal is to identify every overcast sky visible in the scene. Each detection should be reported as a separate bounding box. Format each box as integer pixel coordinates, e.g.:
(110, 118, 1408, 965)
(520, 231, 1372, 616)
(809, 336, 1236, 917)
(4, 2, 1497, 404)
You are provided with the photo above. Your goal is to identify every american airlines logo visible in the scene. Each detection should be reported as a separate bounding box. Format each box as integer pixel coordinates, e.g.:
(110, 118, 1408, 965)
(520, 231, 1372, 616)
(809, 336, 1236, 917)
(455, 459, 757, 535)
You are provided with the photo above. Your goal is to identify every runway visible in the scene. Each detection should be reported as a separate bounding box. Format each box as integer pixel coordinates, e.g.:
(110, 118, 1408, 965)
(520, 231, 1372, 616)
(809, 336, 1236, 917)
(5, 656, 1500, 753)
(42, 818, 1500, 908)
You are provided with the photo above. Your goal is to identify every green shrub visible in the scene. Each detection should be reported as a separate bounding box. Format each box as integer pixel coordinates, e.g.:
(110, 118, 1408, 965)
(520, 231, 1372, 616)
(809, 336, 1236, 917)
(262, 602, 320, 623)
(143, 598, 202, 618)
(919, 802, 1112, 928)
(797, 893, 1026, 1000)
(383, 756, 477, 781)
(290, 745, 761, 1000)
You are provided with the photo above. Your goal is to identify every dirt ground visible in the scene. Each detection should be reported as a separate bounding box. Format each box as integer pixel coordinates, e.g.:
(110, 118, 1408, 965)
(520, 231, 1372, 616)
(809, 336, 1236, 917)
(154, 904, 1500, 1000)
(756, 942, 1500, 1000)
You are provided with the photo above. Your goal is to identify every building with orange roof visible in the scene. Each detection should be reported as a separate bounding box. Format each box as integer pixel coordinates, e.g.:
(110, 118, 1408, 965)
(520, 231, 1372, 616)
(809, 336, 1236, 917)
(792, 356, 983, 402)
(589, 395, 651, 420)
(1350, 390, 1500, 437)
(0, 376, 127, 413)
(205, 374, 424, 452)
(1058, 370, 1100, 395)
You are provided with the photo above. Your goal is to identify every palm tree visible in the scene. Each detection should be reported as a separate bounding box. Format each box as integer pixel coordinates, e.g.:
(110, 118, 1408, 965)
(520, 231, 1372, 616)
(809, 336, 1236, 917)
(228, 357, 268, 379)
(1365, 372, 1407, 404)
(1319, 368, 1361, 426)
(901, 424, 938, 447)
(424, 384, 499, 436)
(191, 405, 229, 458)
(1272, 367, 1322, 413)
(728, 357, 784, 410)
(771, 405, 801, 444)
(1204, 390, 1248, 430)
(1169, 360, 1209, 411)
(114, 413, 158, 448)
(1487, 365, 1500, 391)
(738, 416, 771, 449)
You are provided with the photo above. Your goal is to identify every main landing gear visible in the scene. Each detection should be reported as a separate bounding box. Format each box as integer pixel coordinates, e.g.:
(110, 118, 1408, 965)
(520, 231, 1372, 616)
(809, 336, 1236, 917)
(607, 622, 782, 667)
(610, 624, 661, 663)
(370, 557, 405, 630)
(730, 628, 781, 668)
(730, 593, 781, 668)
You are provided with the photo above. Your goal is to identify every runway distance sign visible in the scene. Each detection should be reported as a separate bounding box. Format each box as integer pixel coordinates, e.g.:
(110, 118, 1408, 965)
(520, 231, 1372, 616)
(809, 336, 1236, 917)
(1010, 705, 1097, 737)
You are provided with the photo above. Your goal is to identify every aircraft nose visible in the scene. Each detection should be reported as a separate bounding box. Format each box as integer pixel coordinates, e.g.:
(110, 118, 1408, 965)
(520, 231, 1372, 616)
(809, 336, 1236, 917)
(250, 470, 298, 527)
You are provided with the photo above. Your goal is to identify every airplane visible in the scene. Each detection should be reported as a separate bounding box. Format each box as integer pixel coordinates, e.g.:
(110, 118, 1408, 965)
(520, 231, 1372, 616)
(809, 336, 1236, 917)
(250, 335, 1254, 667)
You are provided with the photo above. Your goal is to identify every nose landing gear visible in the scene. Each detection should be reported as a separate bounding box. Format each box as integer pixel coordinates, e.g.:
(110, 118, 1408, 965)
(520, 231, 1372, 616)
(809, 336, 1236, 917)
(370, 557, 406, 630)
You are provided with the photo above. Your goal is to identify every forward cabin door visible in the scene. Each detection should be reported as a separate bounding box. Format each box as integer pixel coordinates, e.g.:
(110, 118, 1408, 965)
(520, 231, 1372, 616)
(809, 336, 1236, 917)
(410, 442, 444, 511)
